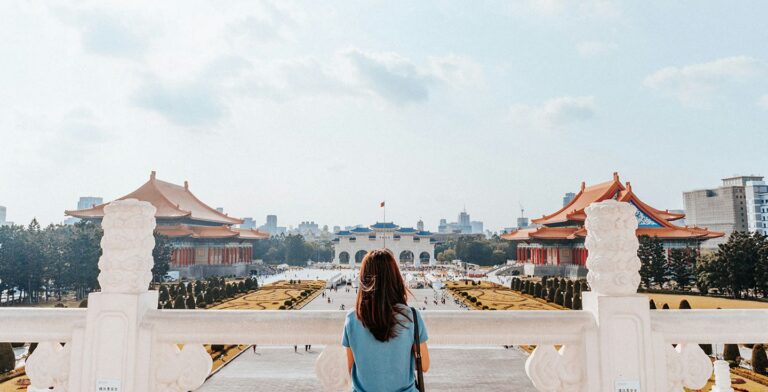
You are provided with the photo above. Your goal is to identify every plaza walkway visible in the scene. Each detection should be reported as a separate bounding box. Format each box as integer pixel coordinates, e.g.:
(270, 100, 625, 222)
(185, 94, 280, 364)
(200, 283, 536, 391)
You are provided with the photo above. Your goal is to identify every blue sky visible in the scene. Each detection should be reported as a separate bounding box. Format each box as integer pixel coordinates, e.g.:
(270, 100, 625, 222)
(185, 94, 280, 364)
(0, 1, 767, 231)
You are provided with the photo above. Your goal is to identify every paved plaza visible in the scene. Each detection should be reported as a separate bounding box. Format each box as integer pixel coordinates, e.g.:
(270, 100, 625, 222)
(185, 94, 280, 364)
(201, 283, 536, 391)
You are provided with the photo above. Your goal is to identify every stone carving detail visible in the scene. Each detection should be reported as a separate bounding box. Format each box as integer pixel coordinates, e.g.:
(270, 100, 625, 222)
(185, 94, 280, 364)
(525, 345, 584, 392)
(711, 359, 734, 392)
(154, 343, 212, 392)
(665, 344, 712, 392)
(584, 199, 641, 296)
(98, 199, 157, 293)
(315, 344, 351, 392)
(26, 342, 71, 391)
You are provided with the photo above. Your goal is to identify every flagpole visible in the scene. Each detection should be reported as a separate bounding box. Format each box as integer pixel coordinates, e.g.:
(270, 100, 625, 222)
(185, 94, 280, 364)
(382, 201, 386, 248)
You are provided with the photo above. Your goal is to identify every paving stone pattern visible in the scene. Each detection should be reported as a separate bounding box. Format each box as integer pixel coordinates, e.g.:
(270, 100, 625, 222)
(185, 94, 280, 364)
(200, 285, 536, 391)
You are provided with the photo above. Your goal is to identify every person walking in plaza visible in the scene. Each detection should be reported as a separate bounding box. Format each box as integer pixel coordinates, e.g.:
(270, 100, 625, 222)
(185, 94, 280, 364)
(342, 249, 430, 392)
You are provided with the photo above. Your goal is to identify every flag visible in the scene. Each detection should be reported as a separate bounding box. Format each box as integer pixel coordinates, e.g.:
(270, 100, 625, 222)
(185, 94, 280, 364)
(380, 201, 385, 207)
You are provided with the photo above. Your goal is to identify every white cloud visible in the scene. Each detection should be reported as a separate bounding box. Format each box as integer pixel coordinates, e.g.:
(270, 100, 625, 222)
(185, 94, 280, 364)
(428, 54, 484, 87)
(133, 78, 225, 127)
(509, 96, 596, 130)
(644, 56, 765, 106)
(521, 0, 622, 20)
(132, 49, 484, 126)
(52, 6, 153, 58)
(341, 48, 431, 104)
(576, 41, 617, 57)
(758, 95, 768, 110)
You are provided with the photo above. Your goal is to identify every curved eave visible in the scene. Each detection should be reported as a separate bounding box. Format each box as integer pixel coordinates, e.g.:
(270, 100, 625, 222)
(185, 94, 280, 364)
(532, 176, 624, 225)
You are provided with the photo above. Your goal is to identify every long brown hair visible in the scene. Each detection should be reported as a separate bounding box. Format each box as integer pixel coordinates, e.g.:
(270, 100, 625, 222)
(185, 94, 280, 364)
(355, 249, 410, 342)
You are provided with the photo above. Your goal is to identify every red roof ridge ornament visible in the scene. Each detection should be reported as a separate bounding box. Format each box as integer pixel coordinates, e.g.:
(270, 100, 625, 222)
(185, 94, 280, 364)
(625, 181, 632, 192)
(613, 171, 619, 181)
(150, 171, 157, 180)
(580, 181, 586, 191)
(184, 180, 189, 189)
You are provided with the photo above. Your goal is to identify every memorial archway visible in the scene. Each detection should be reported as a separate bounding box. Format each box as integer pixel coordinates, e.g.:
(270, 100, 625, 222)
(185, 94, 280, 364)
(355, 250, 368, 264)
(339, 251, 350, 264)
(419, 251, 430, 265)
(399, 250, 414, 264)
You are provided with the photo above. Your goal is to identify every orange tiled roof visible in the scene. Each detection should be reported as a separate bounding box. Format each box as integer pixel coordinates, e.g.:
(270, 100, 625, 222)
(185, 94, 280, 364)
(532, 173, 624, 225)
(234, 228, 270, 240)
(507, 173, 724, 241)
(155, 224, 265, 240)
(65, 171, 243, 225)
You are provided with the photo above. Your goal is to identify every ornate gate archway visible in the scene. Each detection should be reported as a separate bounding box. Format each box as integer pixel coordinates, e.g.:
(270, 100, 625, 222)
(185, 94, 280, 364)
(339, 251, 350, 264)
(355, 250, 368, 264)
(419, 251, 430, 265)
(399, 250, 414, 264)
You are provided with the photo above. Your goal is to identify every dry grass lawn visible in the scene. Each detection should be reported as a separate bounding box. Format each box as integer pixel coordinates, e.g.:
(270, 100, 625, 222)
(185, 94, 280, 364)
(0, 280, 326, 391)
(446, 280, 563, 311)
(645, 293, 768, 310)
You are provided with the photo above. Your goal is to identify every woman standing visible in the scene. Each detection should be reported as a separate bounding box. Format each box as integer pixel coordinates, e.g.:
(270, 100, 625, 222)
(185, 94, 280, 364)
(342, 249, 430, 392)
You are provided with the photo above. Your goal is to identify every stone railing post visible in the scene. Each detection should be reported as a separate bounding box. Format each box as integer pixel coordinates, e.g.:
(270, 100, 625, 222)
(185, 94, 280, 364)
(581, 199, 650, 391)
(69, 199, 160, 391)
(581, 199, 711, 392)
(27, 199, 212, 391)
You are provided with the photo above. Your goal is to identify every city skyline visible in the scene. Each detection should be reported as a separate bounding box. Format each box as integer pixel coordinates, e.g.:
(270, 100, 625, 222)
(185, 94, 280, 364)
(2, 2, 767, 231)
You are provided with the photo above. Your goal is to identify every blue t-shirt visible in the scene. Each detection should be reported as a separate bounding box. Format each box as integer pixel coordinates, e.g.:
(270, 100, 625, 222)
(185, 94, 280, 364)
(342, 305, 428, 392)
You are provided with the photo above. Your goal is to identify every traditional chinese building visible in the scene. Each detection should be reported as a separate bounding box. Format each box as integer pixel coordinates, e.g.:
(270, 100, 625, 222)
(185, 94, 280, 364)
(65, 171, 268, 278)
(332, 222, 436, 266)
(501, 173, 723, 277)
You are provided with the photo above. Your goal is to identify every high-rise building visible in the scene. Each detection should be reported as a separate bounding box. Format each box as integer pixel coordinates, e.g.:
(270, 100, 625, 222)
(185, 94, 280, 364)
(77, 197, 103, 210)
(683, 175, 762, 247)
(240, 217, 256, 229)
(746, 180, 768, 236)
(333, 226, 341, 233)
(516, 217, 529, 229)
(258, 214, 285, 235)
(563, 192, 576, 207)
(470, 221, 484, 234)
(416, 219, 424, 231)
(298, 221, 320, 236)
(267, 215, 277, 228)
(0, 205, 6, 226)
(437, 219, 449, 233)
(66, 197, 104, 225)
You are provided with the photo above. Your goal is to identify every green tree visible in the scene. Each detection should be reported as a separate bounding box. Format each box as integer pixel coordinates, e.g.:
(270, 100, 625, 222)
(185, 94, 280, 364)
(718, 231, 762, 298)
(752, 344, 768, 375)
(438, 249, 457, 262)
(0, 343, 15, 373)
(638, 235, 666, 288)
(668, 248, 695, 290)
(152, 233, 173, 283)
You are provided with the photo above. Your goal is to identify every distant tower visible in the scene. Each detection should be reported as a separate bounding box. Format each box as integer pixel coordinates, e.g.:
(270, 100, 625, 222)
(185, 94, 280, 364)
(266, 215, 277, 228)
(563, 192, 576, 206)
(417, 219, 424, 231)
(241, 217, 256, 229)
(458, 209, 471, 233)
(0, 205, 6, 224)
(517, 204, 529, 229)
(77, 197, 103, 210)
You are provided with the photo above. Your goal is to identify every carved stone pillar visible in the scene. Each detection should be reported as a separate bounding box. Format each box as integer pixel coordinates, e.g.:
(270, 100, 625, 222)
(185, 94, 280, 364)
(62, 199, 211, 392)
(580, 199, 711, 392)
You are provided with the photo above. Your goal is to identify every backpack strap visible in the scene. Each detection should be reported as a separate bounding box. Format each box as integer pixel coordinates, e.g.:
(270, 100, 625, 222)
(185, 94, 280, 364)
(411, 307, 425, 391)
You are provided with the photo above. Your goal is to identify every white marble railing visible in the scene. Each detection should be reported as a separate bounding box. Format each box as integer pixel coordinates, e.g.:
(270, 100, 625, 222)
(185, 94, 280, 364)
(0, 199, 764, 391)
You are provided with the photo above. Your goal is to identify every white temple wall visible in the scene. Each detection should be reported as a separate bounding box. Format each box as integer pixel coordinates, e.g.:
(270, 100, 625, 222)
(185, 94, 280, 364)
(332, 236, 435, 266)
